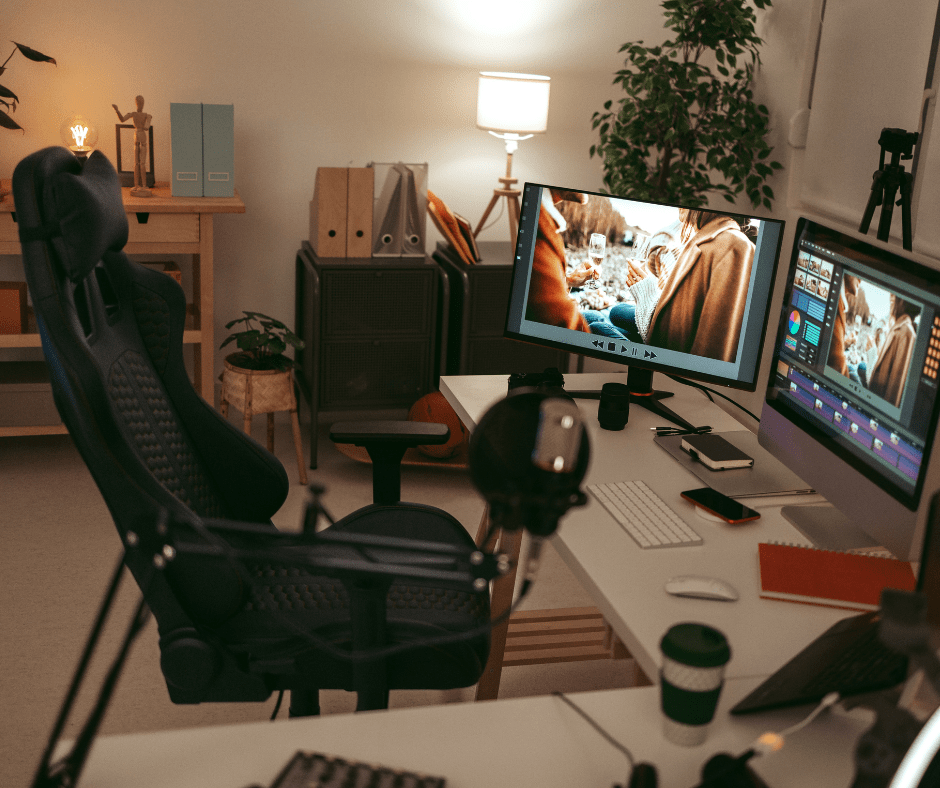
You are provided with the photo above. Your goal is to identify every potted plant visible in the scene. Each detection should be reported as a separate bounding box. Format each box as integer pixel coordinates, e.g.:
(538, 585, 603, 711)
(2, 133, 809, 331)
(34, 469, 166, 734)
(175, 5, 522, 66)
(219, 312, 306, 460)
(590, 0, 782, 210)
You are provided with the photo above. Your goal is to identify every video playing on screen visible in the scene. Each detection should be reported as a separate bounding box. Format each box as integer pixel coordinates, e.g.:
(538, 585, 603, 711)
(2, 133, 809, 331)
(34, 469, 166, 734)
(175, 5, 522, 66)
(505, 184, 784, 390)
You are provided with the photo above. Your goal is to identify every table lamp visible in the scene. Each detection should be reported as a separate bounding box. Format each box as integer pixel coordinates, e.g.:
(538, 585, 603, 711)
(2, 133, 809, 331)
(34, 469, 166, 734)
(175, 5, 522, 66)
(59, 114, 98, 161)
(474, 71, 550, 242)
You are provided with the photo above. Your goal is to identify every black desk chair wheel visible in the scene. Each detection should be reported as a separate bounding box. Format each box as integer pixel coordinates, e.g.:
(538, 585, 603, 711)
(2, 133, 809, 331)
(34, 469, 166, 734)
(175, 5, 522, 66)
(13, 147, 489, 714)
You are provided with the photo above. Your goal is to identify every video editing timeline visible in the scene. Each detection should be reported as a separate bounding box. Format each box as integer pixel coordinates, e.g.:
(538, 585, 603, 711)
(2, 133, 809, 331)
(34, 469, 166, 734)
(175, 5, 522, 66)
(778, 360, 922, 483)
(776, 238, 938, 494)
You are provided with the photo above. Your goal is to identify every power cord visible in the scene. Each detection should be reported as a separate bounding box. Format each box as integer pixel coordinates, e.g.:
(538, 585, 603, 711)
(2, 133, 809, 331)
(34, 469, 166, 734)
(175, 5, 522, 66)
(551, 690, 842, 788)
(553, 691, 635, 787)
(666, 374, 761, 424)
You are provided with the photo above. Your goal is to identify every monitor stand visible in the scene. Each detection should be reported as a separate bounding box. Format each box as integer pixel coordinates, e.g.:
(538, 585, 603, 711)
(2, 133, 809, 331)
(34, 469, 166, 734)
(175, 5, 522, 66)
(567, 367, 702, 432)
(780, 504, 881, 552)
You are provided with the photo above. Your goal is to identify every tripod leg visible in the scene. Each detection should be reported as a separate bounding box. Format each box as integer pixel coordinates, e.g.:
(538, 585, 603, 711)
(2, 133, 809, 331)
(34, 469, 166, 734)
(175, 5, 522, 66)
(859, 171, 884, 234)
(474, 192, 502, 238)
(876, 173, 900, 244)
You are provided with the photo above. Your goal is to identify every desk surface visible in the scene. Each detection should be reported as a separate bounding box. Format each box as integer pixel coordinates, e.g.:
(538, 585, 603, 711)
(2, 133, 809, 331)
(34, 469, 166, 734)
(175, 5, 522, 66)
(440, 373, 851, 683)
(58, 679, 872, 788)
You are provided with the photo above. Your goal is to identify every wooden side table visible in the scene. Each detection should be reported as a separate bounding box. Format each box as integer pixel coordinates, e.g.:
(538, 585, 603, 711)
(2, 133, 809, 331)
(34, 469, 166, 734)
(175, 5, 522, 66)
(0, 180, 244, 437)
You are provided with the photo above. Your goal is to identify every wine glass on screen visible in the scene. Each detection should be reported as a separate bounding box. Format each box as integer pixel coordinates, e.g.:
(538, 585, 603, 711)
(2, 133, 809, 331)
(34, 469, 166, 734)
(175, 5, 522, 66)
(586, 233, 606, 289)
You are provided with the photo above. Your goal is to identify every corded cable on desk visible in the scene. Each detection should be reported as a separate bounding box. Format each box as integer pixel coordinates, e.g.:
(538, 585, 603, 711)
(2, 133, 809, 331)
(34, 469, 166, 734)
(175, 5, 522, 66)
(651, 425, 713, 437)
(553, 691, 635, 787)
(666, 374, 761, 424)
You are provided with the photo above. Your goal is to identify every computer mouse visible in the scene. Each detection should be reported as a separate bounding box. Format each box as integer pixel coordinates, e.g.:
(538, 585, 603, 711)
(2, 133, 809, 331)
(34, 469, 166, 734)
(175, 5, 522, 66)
(664, 575, 739, 601)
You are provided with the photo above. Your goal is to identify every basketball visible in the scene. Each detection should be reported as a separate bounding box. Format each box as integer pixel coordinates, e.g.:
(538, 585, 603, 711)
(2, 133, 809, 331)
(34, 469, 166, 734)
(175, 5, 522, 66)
(408, 391, 468, 459)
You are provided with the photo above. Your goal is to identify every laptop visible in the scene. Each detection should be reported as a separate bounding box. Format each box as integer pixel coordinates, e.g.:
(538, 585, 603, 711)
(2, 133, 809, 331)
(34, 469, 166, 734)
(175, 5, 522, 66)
(731, 494, 940, 715)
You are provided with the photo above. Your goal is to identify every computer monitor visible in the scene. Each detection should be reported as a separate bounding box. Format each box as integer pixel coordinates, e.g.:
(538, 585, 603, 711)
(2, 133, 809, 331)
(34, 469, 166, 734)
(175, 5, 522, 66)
(504, 183, 785, 428)
(759, 217, 940, 560)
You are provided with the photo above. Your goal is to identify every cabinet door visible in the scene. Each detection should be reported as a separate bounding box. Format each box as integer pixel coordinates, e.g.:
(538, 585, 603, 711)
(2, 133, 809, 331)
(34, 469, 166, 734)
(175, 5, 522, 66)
(320, 268, 435, 338)
(319, 339, 431, 407)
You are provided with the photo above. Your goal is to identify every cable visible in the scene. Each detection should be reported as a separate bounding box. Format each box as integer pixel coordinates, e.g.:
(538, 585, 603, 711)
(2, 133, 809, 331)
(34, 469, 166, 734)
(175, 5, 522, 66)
(553, 691, 634, 786)
(270, 690, 284, 721)
(745, 691, 842, 760)
(651, 425, 713, 437)
(775, 691, 841, 740)
(666, 374, 761, 424)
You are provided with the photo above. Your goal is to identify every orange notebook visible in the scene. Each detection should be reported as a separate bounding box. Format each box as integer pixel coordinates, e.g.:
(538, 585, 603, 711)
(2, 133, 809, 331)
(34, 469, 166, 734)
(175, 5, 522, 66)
(426, 190, 476, 266)
(757, 542, 916, 611)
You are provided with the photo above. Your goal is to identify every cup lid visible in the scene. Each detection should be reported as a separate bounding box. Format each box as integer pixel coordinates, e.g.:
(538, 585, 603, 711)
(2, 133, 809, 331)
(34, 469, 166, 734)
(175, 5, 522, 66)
(660, 623, 730, 667)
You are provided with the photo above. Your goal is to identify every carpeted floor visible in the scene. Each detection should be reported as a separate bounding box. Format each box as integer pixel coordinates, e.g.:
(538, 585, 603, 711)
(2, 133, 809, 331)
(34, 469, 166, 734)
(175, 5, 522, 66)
(0, 413, 635, 788)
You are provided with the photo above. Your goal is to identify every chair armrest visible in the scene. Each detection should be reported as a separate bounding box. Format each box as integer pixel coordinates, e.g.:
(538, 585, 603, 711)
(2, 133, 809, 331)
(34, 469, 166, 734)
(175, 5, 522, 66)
(329, 420, 449, 447)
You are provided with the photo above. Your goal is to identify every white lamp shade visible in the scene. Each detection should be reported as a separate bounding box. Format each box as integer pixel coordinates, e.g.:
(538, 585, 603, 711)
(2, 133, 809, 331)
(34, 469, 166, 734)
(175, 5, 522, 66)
(476, 72, 550, 134)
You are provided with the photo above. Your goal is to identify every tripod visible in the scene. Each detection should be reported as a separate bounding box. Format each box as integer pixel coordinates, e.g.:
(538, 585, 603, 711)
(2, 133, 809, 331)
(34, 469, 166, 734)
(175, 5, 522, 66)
(859, 127, 918, 251)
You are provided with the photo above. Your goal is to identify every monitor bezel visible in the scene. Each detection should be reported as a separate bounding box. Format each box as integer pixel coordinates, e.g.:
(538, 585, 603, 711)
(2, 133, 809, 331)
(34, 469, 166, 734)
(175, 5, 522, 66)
(764, 217, 940, 512)
(503, 182, 786, 393)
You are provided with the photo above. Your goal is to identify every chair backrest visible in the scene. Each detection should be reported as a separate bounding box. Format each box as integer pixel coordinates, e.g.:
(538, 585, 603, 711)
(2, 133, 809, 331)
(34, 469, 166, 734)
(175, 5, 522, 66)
(14, 147, 289, 700)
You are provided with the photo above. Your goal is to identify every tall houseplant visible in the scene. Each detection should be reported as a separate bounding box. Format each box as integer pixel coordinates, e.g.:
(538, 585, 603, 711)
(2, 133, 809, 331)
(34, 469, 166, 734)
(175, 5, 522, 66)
(590, 0, 782, 210)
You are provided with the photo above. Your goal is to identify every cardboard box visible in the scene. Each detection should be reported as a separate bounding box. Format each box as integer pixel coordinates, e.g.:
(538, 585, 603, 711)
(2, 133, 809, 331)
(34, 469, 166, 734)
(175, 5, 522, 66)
(309, 167, 348, 257)
(0, 281, 28, 334)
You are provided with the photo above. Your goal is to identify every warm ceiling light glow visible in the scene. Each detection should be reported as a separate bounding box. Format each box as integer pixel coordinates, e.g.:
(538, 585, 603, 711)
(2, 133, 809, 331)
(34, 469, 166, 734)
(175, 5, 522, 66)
(447, 0, 541, 36)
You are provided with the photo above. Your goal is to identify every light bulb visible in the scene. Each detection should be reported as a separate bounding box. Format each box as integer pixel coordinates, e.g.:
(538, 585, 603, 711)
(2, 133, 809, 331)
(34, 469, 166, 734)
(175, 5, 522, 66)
(59, 114, 99, 160)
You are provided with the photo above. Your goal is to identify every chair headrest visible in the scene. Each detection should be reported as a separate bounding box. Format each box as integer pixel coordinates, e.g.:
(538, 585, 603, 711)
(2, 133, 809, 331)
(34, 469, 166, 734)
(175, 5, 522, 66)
(44, 149, 129, 282)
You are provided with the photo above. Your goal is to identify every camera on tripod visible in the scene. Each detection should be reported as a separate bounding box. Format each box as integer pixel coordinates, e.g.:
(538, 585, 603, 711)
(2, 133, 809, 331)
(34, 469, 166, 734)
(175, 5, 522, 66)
(878, 127, 918, 160)
(860, 126, 919, 251)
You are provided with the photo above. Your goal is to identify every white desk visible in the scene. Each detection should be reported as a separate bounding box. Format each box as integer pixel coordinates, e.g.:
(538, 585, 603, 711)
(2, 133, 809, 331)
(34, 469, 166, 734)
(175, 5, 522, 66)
(57, 679, 873, 788)
(440, 373, 850, 684)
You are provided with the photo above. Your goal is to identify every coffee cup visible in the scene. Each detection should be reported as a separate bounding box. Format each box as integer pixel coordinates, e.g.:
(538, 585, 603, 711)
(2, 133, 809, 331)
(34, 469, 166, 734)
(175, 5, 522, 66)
(659, 623, 731, 746)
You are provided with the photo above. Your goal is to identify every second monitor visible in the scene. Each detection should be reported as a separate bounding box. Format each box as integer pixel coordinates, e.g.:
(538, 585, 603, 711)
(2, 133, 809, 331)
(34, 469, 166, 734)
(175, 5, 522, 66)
(504, 183, 785, 427)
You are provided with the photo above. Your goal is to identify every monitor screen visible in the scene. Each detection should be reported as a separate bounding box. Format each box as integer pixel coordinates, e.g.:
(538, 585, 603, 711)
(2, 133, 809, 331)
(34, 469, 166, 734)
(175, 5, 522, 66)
(504, 183, 785, 391)
(760, 218, 940, 558)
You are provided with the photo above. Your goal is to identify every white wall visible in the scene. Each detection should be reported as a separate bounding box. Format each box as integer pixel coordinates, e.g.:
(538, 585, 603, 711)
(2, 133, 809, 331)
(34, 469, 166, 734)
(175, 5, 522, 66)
(3, 0, 817, 393)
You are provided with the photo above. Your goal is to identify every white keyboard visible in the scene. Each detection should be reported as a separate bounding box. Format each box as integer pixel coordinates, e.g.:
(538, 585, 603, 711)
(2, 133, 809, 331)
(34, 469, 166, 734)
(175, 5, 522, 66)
(587, 480, 702, 548)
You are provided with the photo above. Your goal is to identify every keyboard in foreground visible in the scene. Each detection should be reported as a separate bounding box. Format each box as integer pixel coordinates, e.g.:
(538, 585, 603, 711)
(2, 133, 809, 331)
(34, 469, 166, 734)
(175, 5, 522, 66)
(588, 480, 702, 548)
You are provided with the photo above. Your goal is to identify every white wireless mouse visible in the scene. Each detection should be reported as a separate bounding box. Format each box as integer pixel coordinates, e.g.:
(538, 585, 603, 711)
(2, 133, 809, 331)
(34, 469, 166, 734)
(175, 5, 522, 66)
(664, 575, 739, 601)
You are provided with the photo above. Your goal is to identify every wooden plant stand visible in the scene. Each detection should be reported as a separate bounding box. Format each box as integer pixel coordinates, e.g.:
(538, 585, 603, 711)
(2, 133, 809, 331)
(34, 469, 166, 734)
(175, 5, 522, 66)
(219, 356, 307, 484)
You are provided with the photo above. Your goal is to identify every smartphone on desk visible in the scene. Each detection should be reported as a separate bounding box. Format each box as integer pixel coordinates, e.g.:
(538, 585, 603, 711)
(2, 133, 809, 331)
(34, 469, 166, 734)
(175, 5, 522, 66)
(680, 487, 760, 524)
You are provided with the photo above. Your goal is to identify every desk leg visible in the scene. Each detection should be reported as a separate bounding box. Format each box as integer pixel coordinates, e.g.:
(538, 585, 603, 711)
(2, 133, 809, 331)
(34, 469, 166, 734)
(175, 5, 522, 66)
(475, 509, 523, 702)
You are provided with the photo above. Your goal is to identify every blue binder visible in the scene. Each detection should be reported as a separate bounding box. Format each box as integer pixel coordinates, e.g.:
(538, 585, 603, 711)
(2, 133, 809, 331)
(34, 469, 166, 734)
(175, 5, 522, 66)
(170, 103, 203, 197)
(202, 104, 235, 198)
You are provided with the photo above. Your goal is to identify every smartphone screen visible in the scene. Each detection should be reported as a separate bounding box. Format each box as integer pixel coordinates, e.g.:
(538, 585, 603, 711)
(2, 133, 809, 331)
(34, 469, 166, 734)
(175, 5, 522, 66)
(680, 487, 760, 523)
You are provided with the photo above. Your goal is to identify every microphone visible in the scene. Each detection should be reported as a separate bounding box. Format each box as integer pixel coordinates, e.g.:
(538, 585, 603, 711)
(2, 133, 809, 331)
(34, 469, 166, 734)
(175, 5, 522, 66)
(470, 390, 590, 540)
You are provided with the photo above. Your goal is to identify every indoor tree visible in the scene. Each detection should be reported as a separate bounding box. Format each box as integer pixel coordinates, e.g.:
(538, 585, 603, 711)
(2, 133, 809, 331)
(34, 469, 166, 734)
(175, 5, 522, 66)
(590, 0, 782, 210)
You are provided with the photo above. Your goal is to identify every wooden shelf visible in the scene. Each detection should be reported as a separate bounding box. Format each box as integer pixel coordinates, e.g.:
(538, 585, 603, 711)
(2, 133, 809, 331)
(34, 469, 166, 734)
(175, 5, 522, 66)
(1, 176, 245, 435)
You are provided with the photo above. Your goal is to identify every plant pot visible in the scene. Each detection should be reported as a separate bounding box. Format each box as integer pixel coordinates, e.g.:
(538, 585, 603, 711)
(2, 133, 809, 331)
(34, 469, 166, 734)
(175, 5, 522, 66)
(221, 354, 296, 415)
(219, 354, 307, 484)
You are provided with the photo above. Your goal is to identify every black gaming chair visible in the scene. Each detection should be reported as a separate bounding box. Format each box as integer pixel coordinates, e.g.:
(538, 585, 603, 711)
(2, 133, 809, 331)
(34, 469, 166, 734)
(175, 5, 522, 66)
(14, 147, 489, 714)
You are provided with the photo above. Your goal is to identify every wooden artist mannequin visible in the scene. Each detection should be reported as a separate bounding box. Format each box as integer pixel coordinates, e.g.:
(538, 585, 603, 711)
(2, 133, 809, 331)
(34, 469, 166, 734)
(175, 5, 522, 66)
(112, 95, 152, 197)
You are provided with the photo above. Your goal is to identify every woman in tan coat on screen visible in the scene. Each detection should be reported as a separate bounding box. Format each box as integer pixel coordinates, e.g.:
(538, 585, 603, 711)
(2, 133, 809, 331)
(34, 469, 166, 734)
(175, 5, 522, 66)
(647, 210, 755, 363)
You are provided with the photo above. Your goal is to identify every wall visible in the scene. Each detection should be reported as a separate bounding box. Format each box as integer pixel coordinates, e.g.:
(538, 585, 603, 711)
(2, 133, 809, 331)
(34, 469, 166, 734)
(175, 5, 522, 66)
(2, 0, 819, 389)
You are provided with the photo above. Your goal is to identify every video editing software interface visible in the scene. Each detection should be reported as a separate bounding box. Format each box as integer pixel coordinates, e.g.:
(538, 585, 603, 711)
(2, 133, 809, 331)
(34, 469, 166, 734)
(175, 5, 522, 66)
(769, 220, 940, 505)
(505, 183, 784, 389)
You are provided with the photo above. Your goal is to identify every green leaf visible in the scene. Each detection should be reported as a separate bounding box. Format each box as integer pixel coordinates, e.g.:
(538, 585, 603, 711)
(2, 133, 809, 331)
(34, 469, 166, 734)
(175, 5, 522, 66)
(13, 42, 56, 65)
(0, 107, 21, 130)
